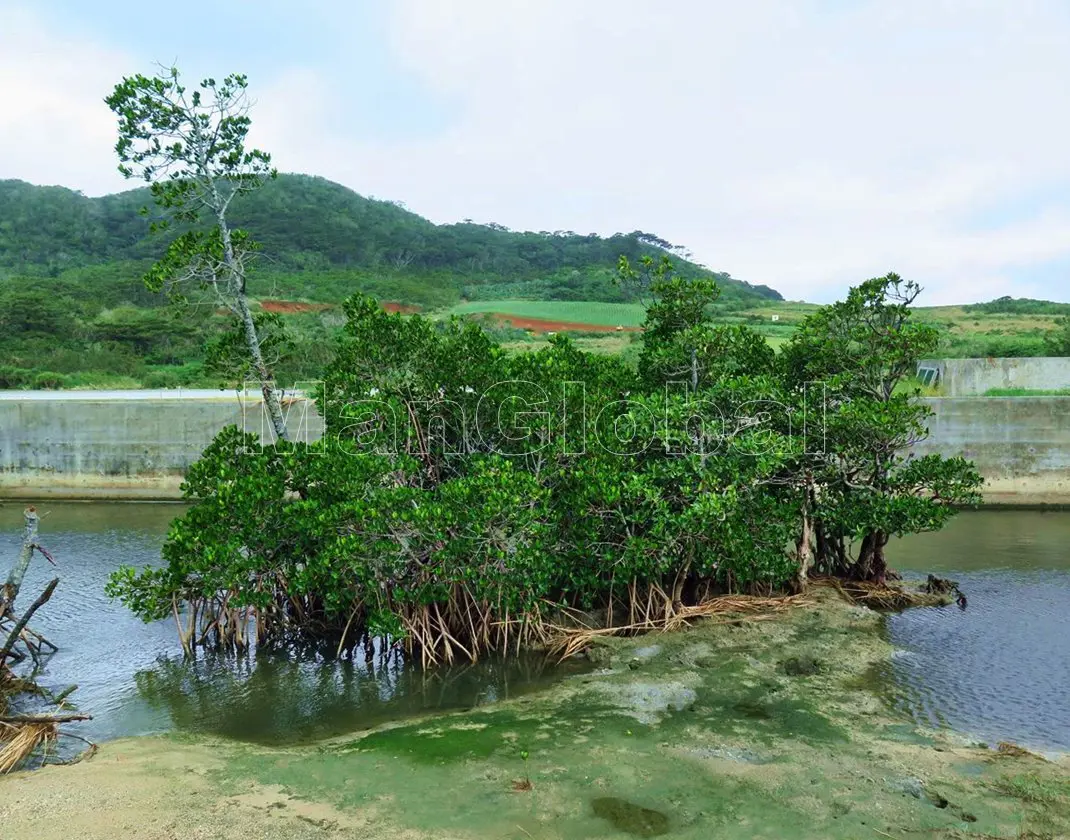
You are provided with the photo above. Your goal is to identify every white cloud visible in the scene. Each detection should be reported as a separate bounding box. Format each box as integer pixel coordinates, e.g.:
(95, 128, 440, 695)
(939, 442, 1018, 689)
(389, 0, 1070, 303)
(362, 0, 1070, 303)
(3, 1, 1070, 304)
(0, 5, 132, 195)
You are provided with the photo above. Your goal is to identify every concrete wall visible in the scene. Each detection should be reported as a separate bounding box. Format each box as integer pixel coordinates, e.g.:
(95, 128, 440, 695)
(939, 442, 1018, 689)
(1, 390, 1067, 504)
(0, 390, 323, 500)
(918, 357, 1070, 397)
(914, 397, 1070, 505)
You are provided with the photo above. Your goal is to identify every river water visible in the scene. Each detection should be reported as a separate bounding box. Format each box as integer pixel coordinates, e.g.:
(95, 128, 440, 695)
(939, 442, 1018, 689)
(888, 510, 1070, 753)
(1, 503, 1067, 751)
(0, 503, 587, 745)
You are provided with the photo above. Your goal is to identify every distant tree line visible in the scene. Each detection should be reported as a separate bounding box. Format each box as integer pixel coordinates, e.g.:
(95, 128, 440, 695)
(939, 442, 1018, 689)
(963, 296, 1070, 316)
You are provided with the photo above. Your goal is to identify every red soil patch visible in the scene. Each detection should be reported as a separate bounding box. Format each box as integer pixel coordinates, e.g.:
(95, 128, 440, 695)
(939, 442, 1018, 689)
(259, 300, 420, 315)
(481, 313, 642, 334)
(260, 299, 334, 314)
(382, 302, 422, 314)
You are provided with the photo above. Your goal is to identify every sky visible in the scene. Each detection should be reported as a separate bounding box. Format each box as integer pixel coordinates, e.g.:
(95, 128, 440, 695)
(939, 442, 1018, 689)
(2, 0, 1069, 305)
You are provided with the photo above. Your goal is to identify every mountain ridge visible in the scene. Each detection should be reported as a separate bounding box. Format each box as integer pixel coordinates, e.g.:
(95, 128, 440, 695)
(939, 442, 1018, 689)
(0, 173, 783, 306)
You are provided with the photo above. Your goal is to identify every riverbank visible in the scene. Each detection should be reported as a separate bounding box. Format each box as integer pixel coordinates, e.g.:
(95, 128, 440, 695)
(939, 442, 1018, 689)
(2, 589, 1067, 839)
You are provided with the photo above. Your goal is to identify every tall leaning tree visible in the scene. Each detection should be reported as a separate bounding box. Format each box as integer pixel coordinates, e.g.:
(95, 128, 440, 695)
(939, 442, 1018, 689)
(105, 65, 289, 441)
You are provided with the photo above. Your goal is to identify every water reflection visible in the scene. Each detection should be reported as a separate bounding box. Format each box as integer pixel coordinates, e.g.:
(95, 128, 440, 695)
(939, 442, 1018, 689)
(134, 647, 587, 745)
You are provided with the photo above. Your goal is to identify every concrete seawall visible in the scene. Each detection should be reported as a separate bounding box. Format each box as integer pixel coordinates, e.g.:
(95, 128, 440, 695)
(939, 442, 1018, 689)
(918, 357, 1070, 396)
(912, 396, 1070, 505)
(0, 390, 322, 500)
(1, 390, 1067, 504)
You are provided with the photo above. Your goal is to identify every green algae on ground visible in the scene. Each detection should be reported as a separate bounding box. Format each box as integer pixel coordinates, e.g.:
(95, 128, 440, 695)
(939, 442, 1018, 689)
(879, 721, 940, 745)
(5, 589, 1070, 840)
(340, 711, 530, 764)
(184, 592, 1069, 839)
(695, 682, 850, 745)
(328, 708, 659, 766)
(991, 772, 1070, 804)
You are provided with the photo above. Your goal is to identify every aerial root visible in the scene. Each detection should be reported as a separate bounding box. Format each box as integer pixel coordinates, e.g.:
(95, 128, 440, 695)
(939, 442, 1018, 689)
(546, 592, 810, 661)
(811, 575, 953, 610)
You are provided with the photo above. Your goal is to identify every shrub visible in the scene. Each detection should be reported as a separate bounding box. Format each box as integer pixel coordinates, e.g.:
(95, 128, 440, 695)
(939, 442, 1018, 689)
(32, 370, 69, 389)
(0, 366, 33, 389)
(142, 369, 182, 389)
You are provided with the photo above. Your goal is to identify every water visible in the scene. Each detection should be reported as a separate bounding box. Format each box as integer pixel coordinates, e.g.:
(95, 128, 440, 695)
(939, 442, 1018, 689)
(0, 502, 180, 742)
(887, 510, 1070, 753)
(3, 503, 1068, 752)
(0, 502, 587, 746)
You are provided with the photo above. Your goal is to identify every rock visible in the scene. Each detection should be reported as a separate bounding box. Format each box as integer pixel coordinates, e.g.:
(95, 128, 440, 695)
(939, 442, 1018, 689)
(782, 656, 822, 676)
(924, 574, 958, 595)
(593, 680, 699, 724)
(889, 777, 926, 799)
(591, 797, 669, 837)
(584, 644, 615, 667)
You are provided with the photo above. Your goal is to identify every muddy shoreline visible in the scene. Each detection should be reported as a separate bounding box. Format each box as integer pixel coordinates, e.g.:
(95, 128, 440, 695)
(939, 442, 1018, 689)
(2, 590, 1068, 839)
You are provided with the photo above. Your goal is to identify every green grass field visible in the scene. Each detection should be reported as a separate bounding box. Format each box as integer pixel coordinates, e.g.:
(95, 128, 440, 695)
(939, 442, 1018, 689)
(741, 301, 1066, 358)
(441, 296, 1065, 361)
(984, 387, 1070, 397)
(447, 300, 647, 327)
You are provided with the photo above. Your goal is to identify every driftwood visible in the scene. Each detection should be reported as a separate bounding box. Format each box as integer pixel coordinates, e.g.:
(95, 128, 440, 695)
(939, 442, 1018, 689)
(0, 578, 58, 665)
(812, 575, 964, 610)
(0, 507, 95, 772)
(0, 713, 92, 725)
(51, 684, 78, 705)
(20, 625, 57, 654)
(1, 507, 39, 616)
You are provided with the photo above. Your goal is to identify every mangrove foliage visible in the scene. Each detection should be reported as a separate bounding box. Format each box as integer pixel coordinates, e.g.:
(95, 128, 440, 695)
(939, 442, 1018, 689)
(107, 262, 983, 664)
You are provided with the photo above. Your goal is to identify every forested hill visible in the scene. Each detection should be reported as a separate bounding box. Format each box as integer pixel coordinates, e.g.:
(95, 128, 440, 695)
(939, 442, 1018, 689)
(0, 174, 781, 308)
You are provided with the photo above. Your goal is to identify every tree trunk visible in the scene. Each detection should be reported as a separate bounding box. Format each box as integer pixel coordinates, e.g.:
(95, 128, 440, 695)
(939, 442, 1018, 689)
(793, 492, 814, 593)
(2, 508, 39, 614)
(814, 519, 848, 577)
(814, 518, 829, 574)
(871, 530, 889, 585)
(214, 200, 289, 444)
(855, 532, 875, 580)
(834, 536, 847, 573)
(854, 530, 888, 582)
(233, 291, 289, 443)
(0, 577, 58, 665)
(671, 560, 691, 612)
